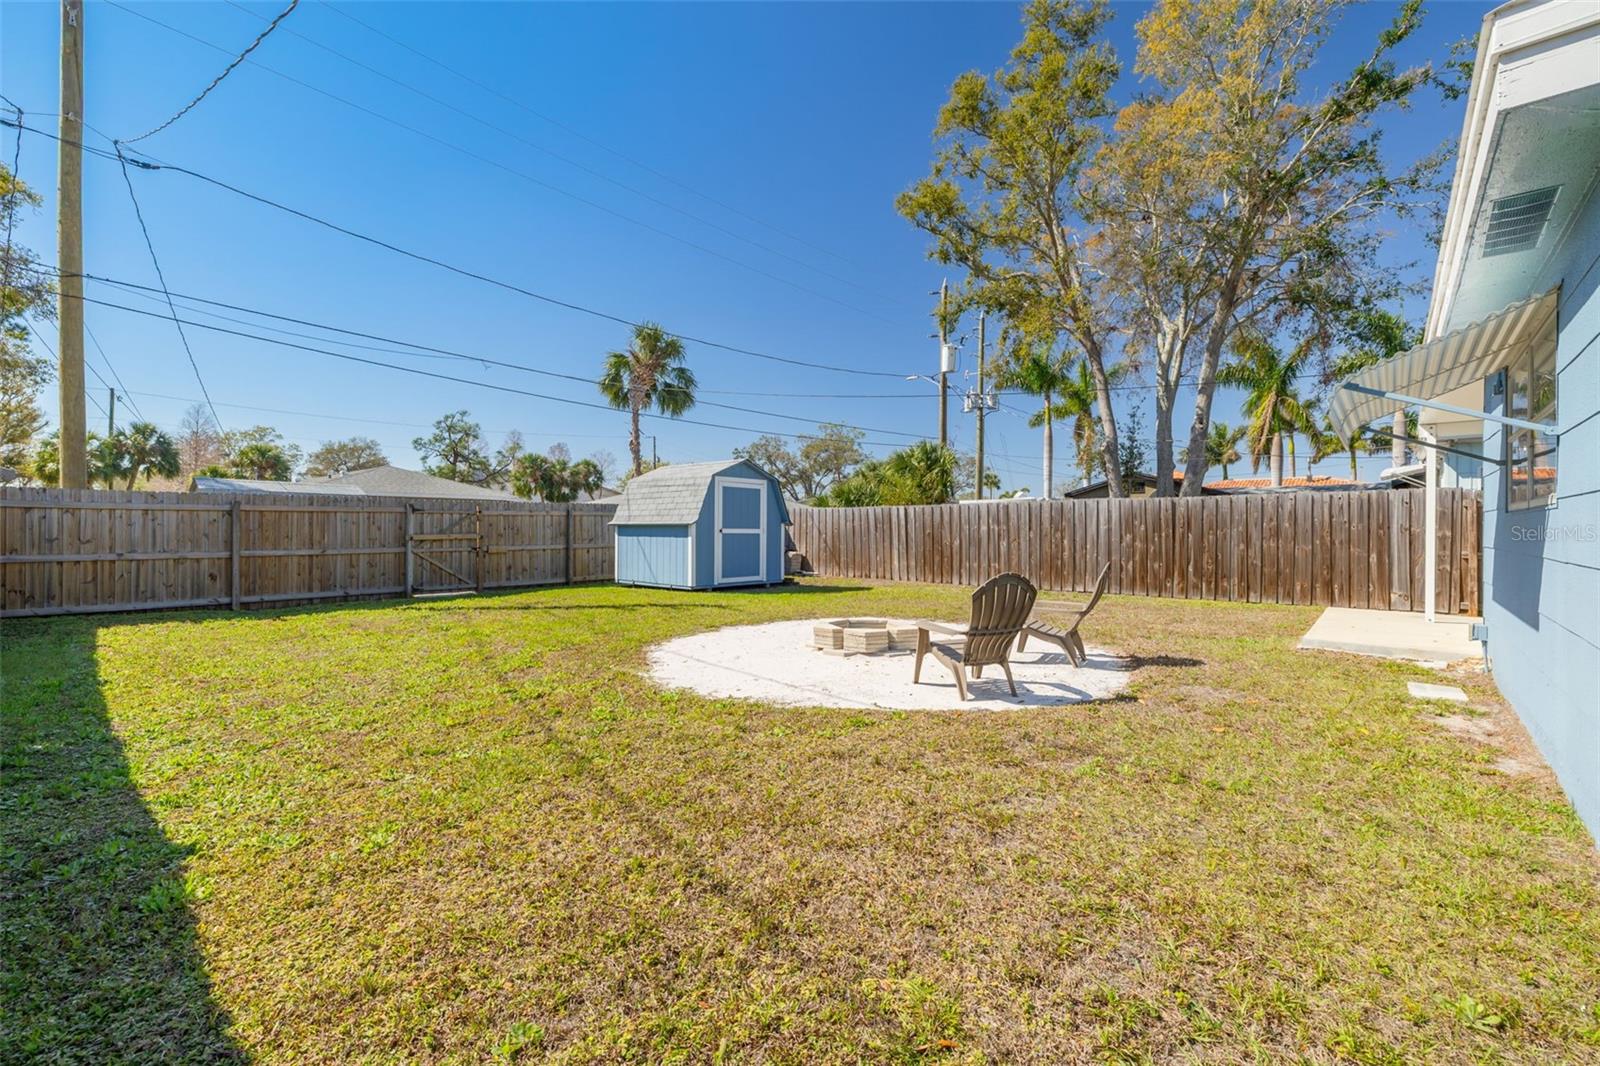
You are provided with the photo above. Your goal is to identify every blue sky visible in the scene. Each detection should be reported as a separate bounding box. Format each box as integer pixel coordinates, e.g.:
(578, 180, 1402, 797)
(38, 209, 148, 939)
(1, 0, 1492, 490)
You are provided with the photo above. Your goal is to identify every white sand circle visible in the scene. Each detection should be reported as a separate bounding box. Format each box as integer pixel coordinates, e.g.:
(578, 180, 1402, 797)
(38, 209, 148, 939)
(646, 618, 1132, 712)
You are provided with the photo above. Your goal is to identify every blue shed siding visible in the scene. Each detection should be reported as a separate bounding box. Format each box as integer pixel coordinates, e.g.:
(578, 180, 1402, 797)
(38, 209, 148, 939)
(1480, 187, 1600, 838)
(612, 461, 787, 590)
(614, 525, 692, 588)
(691, 465, 787, 587)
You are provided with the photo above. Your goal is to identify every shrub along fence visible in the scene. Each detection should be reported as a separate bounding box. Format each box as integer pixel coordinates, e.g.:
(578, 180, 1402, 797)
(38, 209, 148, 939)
(0, 487, 616, 618)
(791, 488, 1481, 615)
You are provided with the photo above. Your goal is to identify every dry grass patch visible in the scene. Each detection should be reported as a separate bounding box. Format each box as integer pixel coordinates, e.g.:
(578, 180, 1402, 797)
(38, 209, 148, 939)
(3, 580, 1598, 1064)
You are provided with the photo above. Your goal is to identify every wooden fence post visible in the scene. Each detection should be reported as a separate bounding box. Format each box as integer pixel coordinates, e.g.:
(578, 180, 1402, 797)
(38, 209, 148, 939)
(474, 505, 484, 594)
(404, 503, 415, 598)
(230, 499, 242, 611)
(565, 506, 574, 586)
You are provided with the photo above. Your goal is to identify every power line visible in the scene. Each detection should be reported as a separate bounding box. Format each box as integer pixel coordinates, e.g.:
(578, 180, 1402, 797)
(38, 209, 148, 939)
(1, 102, 21, 298)
(110, 144, 226, 432)
(122, 0, 301, 144)
(320, 0, 871, 275)
(221, 0, 900, 309)
(123, 388, 630, 440)
(84, 323, 146, 422)
(66, 272, 928, 439)
(26, 321, 109, 422)
(102, 0, 895, 325)
(73, 292, 930, 450)
(5, 117, 913, 380)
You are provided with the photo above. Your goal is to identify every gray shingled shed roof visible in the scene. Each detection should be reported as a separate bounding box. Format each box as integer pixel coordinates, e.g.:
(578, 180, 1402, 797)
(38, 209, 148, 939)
(609, 460, 789, 526)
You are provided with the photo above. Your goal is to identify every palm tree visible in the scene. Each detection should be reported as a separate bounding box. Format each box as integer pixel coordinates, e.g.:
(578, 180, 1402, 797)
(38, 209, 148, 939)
(1216, 332, 1317, 487)
(231, 442, 292, 481)
(598, 323, 696, 476)
(120, 421, 180, 489)
(1330, 308, 1420, 468)
(1181, 420, 1247, 480)
(881, 441, 958, 504)
(998, 344, 1110, 498)
(1048, 358, 1128, 491)
(1310, 409, 1377, 481)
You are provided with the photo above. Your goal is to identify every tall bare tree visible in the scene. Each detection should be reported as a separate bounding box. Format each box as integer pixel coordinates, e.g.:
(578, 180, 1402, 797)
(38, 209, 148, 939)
(175, 403, 225, 479)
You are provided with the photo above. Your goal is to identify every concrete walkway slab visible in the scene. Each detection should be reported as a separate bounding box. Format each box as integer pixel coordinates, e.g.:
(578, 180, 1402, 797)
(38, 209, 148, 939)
(1299, 607, 1482, 664)
(1407, 681, 1469, 703)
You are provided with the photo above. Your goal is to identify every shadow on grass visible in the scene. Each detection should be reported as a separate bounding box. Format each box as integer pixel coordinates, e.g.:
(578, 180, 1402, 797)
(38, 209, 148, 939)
(0, 618, 242, 1062)
(1120, 654, 1205, 670)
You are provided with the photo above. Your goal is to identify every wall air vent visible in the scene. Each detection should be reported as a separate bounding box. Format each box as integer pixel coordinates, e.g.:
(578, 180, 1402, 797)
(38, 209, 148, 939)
(1482, 185, 1560, 257)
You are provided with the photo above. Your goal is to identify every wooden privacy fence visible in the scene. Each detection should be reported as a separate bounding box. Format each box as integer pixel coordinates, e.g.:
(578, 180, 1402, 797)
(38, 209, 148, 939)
(0, 487, 616, 618)
(791, 488, 1481, 615)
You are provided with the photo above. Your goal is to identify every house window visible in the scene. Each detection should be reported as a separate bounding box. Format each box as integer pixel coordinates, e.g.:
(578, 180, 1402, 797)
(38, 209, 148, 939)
(1505, 308, 1557, 509)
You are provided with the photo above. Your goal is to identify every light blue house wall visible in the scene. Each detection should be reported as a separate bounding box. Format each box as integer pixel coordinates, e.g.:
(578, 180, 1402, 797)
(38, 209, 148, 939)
(612, 460, 788, 590)
(1480, 185, 1600, 835)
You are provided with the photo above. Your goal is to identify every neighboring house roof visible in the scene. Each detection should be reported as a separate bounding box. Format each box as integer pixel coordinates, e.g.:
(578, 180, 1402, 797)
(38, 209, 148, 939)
(192, 464, 522, 501)
(1061, 471, 1182, 498)
(610, 460, 790, 526)
(1204, 475, 1362, 492)
(192, 477, 362, 495)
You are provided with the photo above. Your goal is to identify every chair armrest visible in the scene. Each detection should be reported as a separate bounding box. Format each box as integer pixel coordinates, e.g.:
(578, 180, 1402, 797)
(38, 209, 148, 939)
(914, 620, 966, 637)
(1033, 600, 1088, 616)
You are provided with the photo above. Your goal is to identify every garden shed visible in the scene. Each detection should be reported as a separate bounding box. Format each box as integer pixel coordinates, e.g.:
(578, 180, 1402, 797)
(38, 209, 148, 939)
(610, 460, 790, 590)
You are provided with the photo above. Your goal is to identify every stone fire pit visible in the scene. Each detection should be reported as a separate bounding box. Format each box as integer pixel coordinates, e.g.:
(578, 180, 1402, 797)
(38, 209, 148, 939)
(811, 618, 920, 656)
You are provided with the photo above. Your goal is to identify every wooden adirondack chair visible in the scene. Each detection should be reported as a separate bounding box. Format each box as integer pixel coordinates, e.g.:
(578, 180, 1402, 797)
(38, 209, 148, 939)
(912, 573, 1038, 701)
(1016, 562, 1110, 668)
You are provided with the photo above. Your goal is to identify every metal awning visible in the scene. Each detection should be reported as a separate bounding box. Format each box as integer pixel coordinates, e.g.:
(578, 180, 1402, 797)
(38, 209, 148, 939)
(1328, 287, 1559, 443)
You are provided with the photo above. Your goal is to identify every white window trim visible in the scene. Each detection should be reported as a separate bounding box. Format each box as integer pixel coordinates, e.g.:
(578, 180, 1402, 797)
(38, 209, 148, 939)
(1502, 333, 1559, 513)
(713, 476, 767, 586)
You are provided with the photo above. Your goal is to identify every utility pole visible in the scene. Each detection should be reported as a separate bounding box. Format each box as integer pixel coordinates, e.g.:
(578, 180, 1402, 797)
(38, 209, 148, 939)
(975, 311, 986, 499)
(937, 279, 949, 447)
(106, 388, 115, 436)
(57, 0, 87, 488)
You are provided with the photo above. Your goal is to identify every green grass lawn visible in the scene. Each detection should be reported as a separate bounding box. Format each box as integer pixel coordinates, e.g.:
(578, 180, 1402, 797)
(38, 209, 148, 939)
(3, 580, 1598, 1064)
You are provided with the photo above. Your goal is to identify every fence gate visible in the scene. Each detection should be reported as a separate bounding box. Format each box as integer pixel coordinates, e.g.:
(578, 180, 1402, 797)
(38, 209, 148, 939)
(405, 505, 484, 595)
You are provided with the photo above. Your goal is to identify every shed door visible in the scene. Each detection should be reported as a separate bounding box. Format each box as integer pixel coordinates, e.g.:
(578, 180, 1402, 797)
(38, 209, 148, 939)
(714, 477, 767, 586)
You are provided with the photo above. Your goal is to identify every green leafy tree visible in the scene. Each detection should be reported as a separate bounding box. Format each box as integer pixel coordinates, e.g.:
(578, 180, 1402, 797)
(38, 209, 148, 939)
(1310, 409, 1378, 481)
(1, 161, 55, 477)
(1118, 404, 1150, 485)
(896, 0, 1127, 494)
(1181, 420, 1247, 480)
(412, 411, 491, 484)
(303, 436, 387, 478)
(31, 430, 125, 488)
(1216, 333, 1318, 487)
(598, 323, 696, 477)
(510, 451, 606, 502)
(229, 442, 293, 481)
(1046, 358, 1128, 491)
(815, 441, 960, 507)
(734, 423, 866, 502)
(992, 344, 1120, 502)
(1328, 307, 1422, 468)
(119, 421, 180, 488)
(956, 453, 1002, 499)
(996, 342, 1077, 499)
(1111, 0, 1447, 495)
(221, 426, 301, 477)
